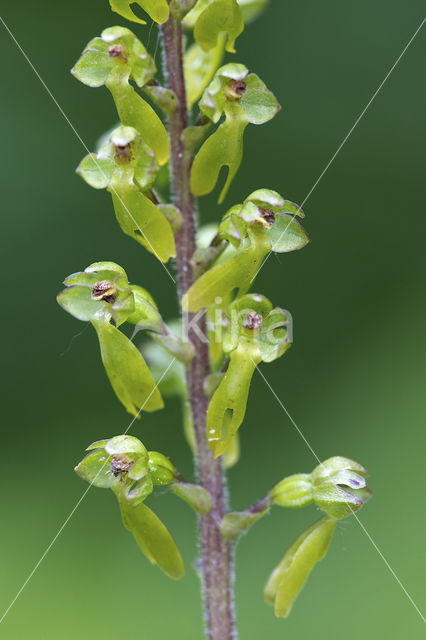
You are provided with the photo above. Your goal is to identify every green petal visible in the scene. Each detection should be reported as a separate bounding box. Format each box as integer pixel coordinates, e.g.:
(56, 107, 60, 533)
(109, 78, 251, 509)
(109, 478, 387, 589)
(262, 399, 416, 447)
(266, 214, 310, 253)
(109, 176, 175, 263)
(92, 315, 164, 415)
(119, 500, 184, 579)
(240, 73, 280, 124)
(110, 0, 170, 24)
(264, 517, 336, 618)
(74, 449, 113, 488)
(71, 38, 112, 87)
(194, 0, 244, 53)
(57, 285, 103, 322)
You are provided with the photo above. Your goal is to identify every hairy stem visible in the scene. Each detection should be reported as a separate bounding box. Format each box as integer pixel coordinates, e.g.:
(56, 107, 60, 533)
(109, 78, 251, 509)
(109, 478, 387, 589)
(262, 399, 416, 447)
(161, 10, 237, 640)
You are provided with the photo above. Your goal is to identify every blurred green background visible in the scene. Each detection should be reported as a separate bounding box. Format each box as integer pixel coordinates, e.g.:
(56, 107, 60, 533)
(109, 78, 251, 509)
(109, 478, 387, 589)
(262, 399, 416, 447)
(1, 1, 425, 638)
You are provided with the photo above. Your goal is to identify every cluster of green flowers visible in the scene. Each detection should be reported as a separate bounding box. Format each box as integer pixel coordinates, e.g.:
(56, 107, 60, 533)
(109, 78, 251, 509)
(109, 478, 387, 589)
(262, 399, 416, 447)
(57, 0, 372, 622)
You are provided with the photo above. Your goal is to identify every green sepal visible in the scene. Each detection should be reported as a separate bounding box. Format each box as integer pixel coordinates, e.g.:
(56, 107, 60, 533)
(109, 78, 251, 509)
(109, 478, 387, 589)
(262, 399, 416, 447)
(92, 314, 164, 415)
(86, 438, 110, 451)
(264, 517, 336, 618)
(105, 435, 148, 455)
(270, 474, 313, 508)
(220, 502, 270, 541)
(148, 451, 177, 485)
(119, 499, 184, 579)
(76, 153, 115, 189)
(57, 284, 104, 322)
(109, 173, 176, 262)
(193, 0, 244, 53)
(171, 482, 213, 515)
(182, 226, 270, 312)
(109, 0, 170, 24)
(74, 448, 113, 488)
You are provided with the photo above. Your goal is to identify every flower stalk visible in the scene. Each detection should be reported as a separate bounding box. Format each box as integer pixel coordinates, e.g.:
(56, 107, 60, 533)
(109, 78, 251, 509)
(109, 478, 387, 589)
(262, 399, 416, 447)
(161, 11, 237, 640)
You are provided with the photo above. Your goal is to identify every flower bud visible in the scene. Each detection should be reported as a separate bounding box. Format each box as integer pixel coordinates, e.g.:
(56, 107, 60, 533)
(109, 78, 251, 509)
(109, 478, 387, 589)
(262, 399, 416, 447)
(270, 473, 313, 508)
(311, 456, 371, 519)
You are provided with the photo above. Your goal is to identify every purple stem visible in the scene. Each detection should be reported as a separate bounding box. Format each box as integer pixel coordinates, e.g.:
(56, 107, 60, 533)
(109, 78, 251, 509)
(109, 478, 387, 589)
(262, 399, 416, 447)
(161, 10, 237, 640)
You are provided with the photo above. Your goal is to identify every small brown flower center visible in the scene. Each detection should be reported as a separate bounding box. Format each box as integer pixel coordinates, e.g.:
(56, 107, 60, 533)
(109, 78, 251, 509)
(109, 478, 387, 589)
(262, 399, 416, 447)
(108, 44, 128, 60)
(91, 280, 117, 304)
(110, 455, 133, 480)
(114, 143, 133, 165)
(259, 208, 276, 228)
(243, 312, 263, 330)
(225, 79, 247, 101)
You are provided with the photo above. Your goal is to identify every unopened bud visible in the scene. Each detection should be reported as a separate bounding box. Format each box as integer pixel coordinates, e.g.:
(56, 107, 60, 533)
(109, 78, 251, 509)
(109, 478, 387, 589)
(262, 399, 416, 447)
(312, 456, 371, 519)
(270, 473, 313, 508)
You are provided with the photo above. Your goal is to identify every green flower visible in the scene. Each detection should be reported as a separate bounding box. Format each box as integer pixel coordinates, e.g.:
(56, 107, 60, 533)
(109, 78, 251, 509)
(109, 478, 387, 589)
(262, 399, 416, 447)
(207, 293, 291, 457)
(57, 261, 164, 415)
(182, 189, 308, 312)
(75, 435, 184, 579)
(72, 27, 169, 165)
(191, 65, 280, 202)
(77, 125, 175, 263)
